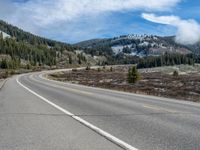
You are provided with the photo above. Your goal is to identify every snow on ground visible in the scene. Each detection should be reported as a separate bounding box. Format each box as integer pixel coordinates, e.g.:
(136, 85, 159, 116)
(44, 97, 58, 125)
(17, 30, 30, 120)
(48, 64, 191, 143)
(139, 64, 200, 75)
(0, 30, 10, 39)
(111, 45, 124, 54)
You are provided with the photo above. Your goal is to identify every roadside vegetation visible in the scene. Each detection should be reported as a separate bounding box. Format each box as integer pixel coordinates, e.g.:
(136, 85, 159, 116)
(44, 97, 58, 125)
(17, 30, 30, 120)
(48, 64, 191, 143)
(0, 68, 32, 79)
(173, 70, 179, 77)
(49, 65, 200, 102)
(127, 66, 140, 84)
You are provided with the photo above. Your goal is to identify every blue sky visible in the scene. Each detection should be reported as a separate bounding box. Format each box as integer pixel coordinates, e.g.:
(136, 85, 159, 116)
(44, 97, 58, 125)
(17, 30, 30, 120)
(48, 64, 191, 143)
(0, 0, 200, 44)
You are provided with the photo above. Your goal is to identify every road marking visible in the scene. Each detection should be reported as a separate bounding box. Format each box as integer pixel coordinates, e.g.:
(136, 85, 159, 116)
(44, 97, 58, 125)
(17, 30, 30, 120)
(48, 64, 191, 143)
(16, 76, 138, 150)
(143, 105, 161, 111)
(39, 72, 183, 114)
(143, 104, 178, 113)
(29, 74, 93, 96)
(39, 70, 200, 109)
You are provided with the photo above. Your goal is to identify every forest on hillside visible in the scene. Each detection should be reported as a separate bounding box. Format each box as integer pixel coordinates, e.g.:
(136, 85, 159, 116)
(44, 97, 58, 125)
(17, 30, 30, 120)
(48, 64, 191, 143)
(0, 20, 73, 48)
(106, 53, 200, 69)
(0, 20, 79, 69)
(0, 32, 57, 69)
(1, 20, 200, 71)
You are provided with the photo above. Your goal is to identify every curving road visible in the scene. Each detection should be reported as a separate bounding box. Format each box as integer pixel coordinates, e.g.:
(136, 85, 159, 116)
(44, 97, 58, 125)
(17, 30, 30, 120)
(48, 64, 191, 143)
(0, 69, 200, 150)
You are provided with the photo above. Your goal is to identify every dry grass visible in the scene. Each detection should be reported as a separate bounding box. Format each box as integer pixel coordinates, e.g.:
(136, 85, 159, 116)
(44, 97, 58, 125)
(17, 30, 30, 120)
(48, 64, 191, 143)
(49, 65, 200, 102)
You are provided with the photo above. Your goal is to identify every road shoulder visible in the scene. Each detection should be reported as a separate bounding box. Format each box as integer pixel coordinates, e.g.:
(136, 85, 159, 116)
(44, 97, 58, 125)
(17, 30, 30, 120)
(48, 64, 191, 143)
(0, 78, 7, 90)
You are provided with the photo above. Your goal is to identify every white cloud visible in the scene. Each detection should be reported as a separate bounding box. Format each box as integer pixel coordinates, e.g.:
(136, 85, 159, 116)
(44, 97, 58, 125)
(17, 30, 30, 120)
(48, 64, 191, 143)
(0, 0, 181, 42)
(15, 0, 180, 25)
(142, 13, 200, 45)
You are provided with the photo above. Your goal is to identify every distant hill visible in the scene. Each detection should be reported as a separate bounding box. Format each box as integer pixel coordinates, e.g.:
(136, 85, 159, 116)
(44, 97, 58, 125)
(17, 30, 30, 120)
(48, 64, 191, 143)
(75, 34, 200, 56)
(76, 39, 110, 48)
(0, 20, 71, 47)
(0, 19, 199, 71)
(0, 20, 95, 69)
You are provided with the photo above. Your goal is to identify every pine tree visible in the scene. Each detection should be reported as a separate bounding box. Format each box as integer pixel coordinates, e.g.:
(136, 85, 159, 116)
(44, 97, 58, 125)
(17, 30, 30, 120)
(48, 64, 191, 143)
(68, 55, 72, 64)
(127, 66, 140, 84)
(0, 59, 8, 69)
(173, 70, 179, 77)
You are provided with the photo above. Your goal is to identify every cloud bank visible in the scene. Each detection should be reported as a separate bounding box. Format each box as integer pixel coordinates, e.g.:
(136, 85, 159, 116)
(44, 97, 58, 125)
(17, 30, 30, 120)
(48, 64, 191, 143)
(142, 13, 200, 45)
(0, 0, 181, 42)
(15, 0, 180, 25)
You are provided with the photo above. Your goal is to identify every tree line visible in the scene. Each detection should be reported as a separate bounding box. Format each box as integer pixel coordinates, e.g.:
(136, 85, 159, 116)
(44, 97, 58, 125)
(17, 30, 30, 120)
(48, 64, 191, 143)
(108, 53, 200, 69)
(0, 32, 56, 69)
(0, 20, 74, 49)
(137, 53, 198, 69)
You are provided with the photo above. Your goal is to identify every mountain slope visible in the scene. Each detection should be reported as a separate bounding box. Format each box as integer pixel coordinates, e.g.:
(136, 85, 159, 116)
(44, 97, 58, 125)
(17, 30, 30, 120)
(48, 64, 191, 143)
(0, 20, 71, 48)
(0, 30, 10, 39)
(0, 20, 89, 69)
(1, 20, 199, 71)
(0, 20, 108, 70)
(75, 34, 199, 56)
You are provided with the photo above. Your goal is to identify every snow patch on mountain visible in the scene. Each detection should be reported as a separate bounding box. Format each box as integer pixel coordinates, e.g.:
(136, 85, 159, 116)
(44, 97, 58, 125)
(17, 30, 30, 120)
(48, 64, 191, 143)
(0, 30, 10, 39)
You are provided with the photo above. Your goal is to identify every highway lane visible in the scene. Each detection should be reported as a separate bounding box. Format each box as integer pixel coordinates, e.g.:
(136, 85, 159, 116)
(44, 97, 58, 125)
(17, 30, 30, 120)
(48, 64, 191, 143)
(1, 70, 200, 150)
(0, 76, 123, 150)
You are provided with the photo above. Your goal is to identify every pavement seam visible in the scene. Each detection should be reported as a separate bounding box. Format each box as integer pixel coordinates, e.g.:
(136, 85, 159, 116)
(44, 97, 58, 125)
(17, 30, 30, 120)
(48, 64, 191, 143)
(0, 113, 67, 116)
(0, 112, 196, 117)
(71, 112, 197, 117)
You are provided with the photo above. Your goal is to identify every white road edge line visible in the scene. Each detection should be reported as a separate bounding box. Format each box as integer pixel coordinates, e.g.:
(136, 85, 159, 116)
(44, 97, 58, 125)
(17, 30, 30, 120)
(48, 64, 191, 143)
(16, 75, 138, 150)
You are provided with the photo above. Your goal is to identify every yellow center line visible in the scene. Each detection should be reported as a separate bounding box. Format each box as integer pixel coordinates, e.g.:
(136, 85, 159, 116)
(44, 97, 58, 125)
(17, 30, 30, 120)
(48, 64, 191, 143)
(143, 104, 178, 113)
(30, 75, 180, 113)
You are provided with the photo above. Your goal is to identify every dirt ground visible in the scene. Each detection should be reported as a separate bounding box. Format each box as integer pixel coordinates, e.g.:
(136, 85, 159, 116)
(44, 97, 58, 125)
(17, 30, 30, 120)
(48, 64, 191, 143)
(49, 65, 200, 102)
(0, 70, 8, 79)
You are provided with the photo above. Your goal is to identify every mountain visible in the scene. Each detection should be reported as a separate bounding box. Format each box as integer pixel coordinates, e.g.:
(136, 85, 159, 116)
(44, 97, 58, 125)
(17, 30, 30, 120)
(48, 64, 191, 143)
(0, 20, 100, 70)
(0, 20, 71, 47)
(0, 30, 11, 39)
(75, 34, 200, 57)
(187, 43, 200, 54)
(0, 20, 199, 71)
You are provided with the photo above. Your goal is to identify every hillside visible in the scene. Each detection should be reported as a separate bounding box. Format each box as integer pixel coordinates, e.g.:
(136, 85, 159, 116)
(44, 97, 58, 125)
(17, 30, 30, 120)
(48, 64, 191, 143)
(0, 30, 10, 39)
(0, 20, 102, 70)
(0, 20, 199, 72)
(75, 34, 200, 56)
(0, 20, 71, 48)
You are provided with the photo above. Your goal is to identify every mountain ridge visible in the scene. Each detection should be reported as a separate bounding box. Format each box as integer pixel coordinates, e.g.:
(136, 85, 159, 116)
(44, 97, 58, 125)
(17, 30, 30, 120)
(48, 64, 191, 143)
(0, 20, 93, 69)
(75, 34, 200, 56)
(0, 19, 199, 71)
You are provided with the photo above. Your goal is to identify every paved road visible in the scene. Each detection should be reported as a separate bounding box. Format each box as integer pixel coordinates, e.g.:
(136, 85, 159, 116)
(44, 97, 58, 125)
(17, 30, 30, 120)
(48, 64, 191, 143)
(0, 79, 5, 89)
(0, 70, 200, 150)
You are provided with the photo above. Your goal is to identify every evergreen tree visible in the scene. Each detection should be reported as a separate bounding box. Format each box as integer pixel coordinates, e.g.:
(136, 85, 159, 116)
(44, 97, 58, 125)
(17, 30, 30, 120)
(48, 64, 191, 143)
(68, 55, 72, 64)
(173, 70, 179, 77)
(127, 66, 140, 84)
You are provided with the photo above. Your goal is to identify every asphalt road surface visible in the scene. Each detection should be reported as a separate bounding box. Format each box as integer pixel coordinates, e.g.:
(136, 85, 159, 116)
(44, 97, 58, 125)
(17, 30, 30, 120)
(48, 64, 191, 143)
(0, 70, 200, 150)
